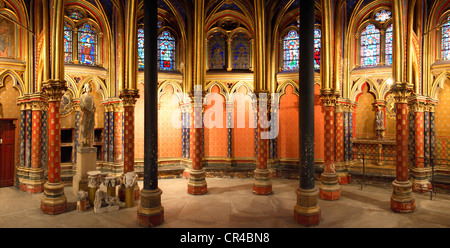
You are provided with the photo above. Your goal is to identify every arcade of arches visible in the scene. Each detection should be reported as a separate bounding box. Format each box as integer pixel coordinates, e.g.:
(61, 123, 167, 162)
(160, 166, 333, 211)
(0, 0, 450, 227)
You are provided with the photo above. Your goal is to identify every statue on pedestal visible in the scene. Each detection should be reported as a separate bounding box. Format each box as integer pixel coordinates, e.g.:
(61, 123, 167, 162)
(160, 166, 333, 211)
(80, 83, 95, 147)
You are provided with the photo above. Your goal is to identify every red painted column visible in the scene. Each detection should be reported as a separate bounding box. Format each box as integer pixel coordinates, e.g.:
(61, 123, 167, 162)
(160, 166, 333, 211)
(119, 90, 139, 203)
(187, 95, 207, 195)
(334, 102, 348, 184)
(28, 97, 45, 193)
(40, 81, 67, 214)
(410, 97, 431, 192)
(319, 90, 340, 200)
(390, 84, 415, 213)
(253, 94, 272, 195)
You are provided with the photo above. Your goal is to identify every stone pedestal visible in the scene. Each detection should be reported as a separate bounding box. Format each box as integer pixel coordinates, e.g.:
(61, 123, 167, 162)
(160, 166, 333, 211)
(391, 180, 416, 213)
(72, 147, 98, 196)
(187, 169, 207, 195)
(253, 168, 272, 195)
(137, 188, 164, 227)
(103, 176, 120, 197)
(87, 171, 102, 205)
(40, 182, 67, 215)
(293, 187, 321, 227)
(319, 172, 341, 201)
(411, 167, 432, 193)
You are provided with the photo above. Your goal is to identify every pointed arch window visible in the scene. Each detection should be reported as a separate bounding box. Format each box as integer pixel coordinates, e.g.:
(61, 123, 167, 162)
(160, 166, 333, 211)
(232, 33, 250, 70)
(441, 16, 450, 61)
(64, 22, 73, 63)
(385, 24, 393, 65)
(157, 30, 176, 71)
(283, 30, 299, 71)
(209, 32, 226, 70)
(137, 27, 145, 69)
(358, 9, 393, 68)
(360, 24, 381, 67)
(314, 28, 321, 70)
(77, 23, 97, 65)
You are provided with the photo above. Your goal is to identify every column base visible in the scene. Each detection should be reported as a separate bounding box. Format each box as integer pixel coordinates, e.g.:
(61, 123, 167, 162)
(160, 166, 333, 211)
(391, 180, 415, 213)
(253, 168, 272, 195)
(187, 169, 207, 195)
(118, 180, 141, 201)
(336, 171, 350, 185)
(137, 188, 164, 227)
(293, 187, 321, 227)
(411, 168, 432, 193)
(40, 182, 67, 215)
(319, 172, 341, 200)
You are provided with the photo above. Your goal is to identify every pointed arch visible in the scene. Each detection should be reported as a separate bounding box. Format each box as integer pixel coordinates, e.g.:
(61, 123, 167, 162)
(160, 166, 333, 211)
(77, 75, 108, 99)
(0, 69, 24, 96)
(350, 77, 379, 101)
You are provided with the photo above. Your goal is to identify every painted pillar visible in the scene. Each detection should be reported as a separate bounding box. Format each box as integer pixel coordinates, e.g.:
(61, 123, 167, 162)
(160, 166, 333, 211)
(319, 90, 341, 200)
(373, 100, 386, 166)
(137, 0, 164, 226)
(73, 100, 80, 165)
(40, 80, 68, 215)
(429, 99, 437, 168)
(390, 83, 415, 213)
(187, 92, 207, 195)
(118, 89, 139, 202)
(294, 0, 321, 227)
(27, 96, 46, 193)
(410, 96, 431, 192)
(103, 101, 110, 163)
(335, 102, 348, 184)
(253, 93, 272, 195)
(15, 99, 27, 189)
(113, 101, 124, 175)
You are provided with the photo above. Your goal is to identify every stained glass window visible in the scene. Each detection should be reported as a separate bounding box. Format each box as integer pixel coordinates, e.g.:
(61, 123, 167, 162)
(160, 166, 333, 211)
(375, 10, 392, 22)
(232, 33, 249, 70)
(442, 17, 450, 61)
(158, 31, 176, 71)
(64, 22, 73, 63)
(385, 24, 393, 65)
(67, 9, 83, 20)
(314, 28, 321, 70)
(138, 28, 144, 69)
(78, 23, 97, 65)
(209, 32, 226, 70)
(360, 24, 380, 67)
(283, 30, 299, 71)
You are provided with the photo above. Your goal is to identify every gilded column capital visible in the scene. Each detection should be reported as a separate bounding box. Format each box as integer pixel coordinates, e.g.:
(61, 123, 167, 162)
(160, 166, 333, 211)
(320, 89, 338, 107)
(408, 95, 427, 113)
(427, 98, 438, 113)
(389, 82, 413, 104)
(72, 99, 80, 112)
(41, 79, 68, 102)
(119, 89, 140, 107)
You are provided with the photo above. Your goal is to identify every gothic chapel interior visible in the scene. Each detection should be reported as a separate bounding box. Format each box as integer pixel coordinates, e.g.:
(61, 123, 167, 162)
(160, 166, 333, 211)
(1, 0, 450, 228)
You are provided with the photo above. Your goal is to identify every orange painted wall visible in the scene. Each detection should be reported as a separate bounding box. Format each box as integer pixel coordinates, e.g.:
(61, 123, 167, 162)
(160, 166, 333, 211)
(134, 84, 145, 159)
(277, 85, 299, 159)
(436, 80, 450, 138)
(204, 86, 228, 158)
(314, 84, 324, 161)
(355, 85, 376, 139)
(158, 85, 182, 158)
(232, 87, 255, 159)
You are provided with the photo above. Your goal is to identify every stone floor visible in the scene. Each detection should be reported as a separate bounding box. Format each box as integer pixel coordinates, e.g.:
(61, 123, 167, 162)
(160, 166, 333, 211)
(1, 177, 450, 228)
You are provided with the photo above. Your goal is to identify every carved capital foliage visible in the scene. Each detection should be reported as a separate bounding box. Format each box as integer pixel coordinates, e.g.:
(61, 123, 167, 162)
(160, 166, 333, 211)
(119, 89, 140, 107)
(320, 89, 338, 107)
(389, 82, 413, 104)
(42, 80, 67, 102)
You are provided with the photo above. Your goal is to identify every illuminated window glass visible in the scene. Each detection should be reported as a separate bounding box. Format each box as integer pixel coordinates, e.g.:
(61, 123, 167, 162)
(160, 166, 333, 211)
(283, 30, 299, 71)
(78, 23, 97, 65)
(360, 24, 380, 67)
(314, 28, 321, 70)
(385, 24, 393, 65)
(442, 16, 450, 61)
(232, 33, 249, 70)
(67, 9, 83, 21)
(64, 22, 73, 63)
(157, 31, 176, 71)
(209, 32, 226, 70)
(374, 10, 392, 22)
(138, 28, 145, 69)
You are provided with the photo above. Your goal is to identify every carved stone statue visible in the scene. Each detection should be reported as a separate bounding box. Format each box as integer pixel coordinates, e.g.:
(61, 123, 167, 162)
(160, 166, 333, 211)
(375, 106, 384, 129)
(80, 83, 96, 147)
(93, 188, 121, 213)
